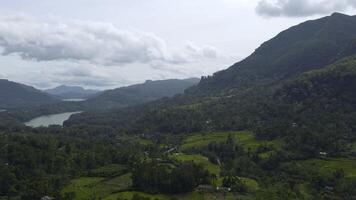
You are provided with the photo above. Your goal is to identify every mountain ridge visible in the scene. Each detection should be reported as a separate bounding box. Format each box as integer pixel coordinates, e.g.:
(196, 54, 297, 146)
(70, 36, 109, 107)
(45, 85, 100, 99)
(84, 78, 200, 109)
(188, 13, 356, 95)
(0, 79, 60, 109)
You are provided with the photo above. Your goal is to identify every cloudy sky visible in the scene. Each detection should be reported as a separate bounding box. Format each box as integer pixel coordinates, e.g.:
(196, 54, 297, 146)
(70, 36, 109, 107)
(0, 0, 355, 89)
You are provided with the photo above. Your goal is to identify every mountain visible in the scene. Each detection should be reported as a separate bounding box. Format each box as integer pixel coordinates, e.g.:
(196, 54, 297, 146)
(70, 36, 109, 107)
(4, 13, 356, 200)
(66, 13, 356, 148)
(45, 85, 100, 99)
(247, 55, 356, 156)
(0, 79, 59, 109)
(188, 12, 356, 95)
(85, 78, 200, 109)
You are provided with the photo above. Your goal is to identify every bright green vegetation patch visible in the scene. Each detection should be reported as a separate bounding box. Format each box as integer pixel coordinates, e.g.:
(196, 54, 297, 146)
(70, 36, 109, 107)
(172, 153, 259, 191)
(172, 153, 223, 186)
(350, 142, 356, 154)
(106, 191, 231, 200)
(136, 138, 154, 146)
(104, 191, 171, 200)
(178, 192, 253, 200)
(240, 177, 259, 192)
(181, 131, 282, 151)
(61, 177, 105, 200)
(62, 173, 132, 200)
(172, 154, 220, 176)
(302, 158, 356, 178)
(89, 164, 127, 177)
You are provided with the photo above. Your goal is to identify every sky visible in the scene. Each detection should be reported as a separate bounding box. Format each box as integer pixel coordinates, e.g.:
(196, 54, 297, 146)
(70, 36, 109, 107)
(0, 0, 355, 90)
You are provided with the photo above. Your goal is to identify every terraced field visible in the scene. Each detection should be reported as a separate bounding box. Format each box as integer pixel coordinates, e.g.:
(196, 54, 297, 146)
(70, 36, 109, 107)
(172, 153, 258, 191)
(62, 132, 269, 200)
(61, 173, 132, 200)
(180, 131, 283, 151)
(301, 158, 356, 178)
(104, 191, 171, 200)
(173, 154, 220, 176)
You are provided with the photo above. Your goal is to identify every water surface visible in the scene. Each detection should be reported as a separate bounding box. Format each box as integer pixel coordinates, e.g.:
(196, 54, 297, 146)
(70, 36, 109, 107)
(25, 111, 82, 128)
(62, 99, 86, 102)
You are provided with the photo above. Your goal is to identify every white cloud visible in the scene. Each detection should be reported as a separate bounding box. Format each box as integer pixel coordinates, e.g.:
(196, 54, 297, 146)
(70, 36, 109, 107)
(0, 14, 222, 66)
(170, 42, 221, 63)
(256, 0, 356, 17)
(0, 13, 238, 89)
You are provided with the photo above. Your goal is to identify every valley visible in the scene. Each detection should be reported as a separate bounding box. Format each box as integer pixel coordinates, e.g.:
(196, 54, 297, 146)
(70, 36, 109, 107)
(1, 12, 356, 200)
(58, 130, 356, 200)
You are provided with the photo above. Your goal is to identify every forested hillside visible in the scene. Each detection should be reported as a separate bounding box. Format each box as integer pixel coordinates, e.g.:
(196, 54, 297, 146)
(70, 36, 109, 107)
(63, 14, 356, 199)
(259, 56, 356, 156)
(0, 79, 59, 109)
(84, 78, 200, 109)
(188, 12, 356, 95)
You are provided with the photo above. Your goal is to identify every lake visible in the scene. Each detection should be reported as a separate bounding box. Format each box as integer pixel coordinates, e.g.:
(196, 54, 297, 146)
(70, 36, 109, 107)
(62, 99, 86, 102)
(25, 111, 82, 128)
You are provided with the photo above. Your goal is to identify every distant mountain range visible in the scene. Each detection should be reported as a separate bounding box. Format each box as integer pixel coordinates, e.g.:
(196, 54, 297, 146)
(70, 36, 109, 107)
(0, 79, 59, 109)
(85, 78, 200, 109)
(44, 85, 100, 100)
(0, 78, 200, 111)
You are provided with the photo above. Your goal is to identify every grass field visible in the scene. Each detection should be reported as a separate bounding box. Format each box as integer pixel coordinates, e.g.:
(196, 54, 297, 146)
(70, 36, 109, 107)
(137, 138, 154, 146)
(351, 142, 356, 154)
(61, 177, 105, 200)
(104, 191, 171, 200)
(61, 173, 132, 200)
(180, 131, 282, 152)
(173, 154, 221, 176)
(89, 164, 127, 177)
(301, 158, 356, 178)
(105, 191, 253, 200)
(172, 153, 258, 191)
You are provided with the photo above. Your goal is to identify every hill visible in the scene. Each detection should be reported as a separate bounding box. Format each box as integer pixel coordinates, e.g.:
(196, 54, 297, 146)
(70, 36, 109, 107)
(44, 85, 100, 100)
(188, 12, 356, 95)
(257, 55, 356, 156)
(66, 13, 356, 150)
(3, 13, 356, 200)
(0, 79, 59, 109)
(84, 78, 200, 109)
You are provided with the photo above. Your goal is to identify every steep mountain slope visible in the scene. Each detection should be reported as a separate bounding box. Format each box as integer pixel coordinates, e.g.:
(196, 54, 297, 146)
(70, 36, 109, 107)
(189, 13, 356, 95)
(251, 55, 356, 156)
(45, 85, 100, 99)
(0, 79, 59, 109)
(85, 78, 200, 109)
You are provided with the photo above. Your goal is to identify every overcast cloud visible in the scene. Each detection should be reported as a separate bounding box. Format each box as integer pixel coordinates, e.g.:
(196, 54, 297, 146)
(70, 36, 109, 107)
(256, 0, 356, 17)
(0, 0, 355, 89)
(0, 14, 220, 66)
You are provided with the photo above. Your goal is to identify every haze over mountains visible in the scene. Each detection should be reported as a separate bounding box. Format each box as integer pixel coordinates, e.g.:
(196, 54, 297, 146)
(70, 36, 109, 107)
(44, 85, 100, 100)
(85, 78, 200, 109)
(0, 78, 200, 111)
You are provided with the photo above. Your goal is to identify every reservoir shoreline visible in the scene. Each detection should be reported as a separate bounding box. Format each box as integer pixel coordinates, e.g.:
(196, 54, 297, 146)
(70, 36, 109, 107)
(25, 111, 82, 128)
